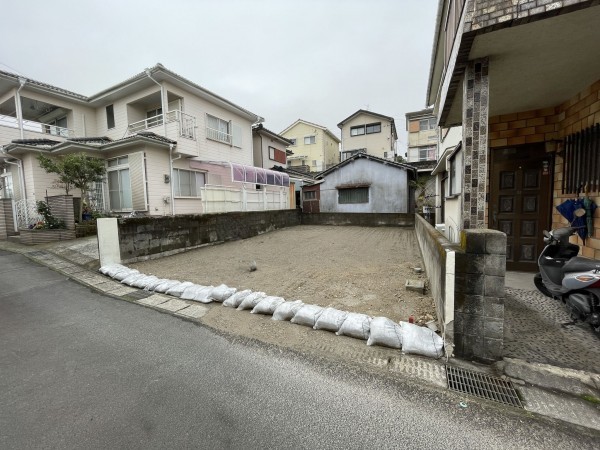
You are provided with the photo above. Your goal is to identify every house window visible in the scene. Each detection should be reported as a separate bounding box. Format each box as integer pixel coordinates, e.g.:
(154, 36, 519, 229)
(107, 156, 132, 211)
(289, 138, 297, 146)
(268, 146, 286, 164)
(419, 146, 436, 161)
(106, 105, 115, 129)
(562, 125, 600, 194)
(206, 114, 232, 144)
(146, 107, 163, 128)
(384, 151, 388, 158)
(304, 190, 316, 200)
(419, 118, 436, 131)
(173, 169, 205, 197)
(304, 135, 316, 145)
(338, 187, 369, 204)
(0, 170, 13, 199)
(350, 125, 365, 136)
(366, 123, 381, 134)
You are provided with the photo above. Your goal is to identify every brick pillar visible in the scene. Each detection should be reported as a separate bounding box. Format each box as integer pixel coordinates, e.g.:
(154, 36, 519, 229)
(46, 195, 75, 230)
(462, 57, 490, 229)
(454, 229, 506, 362)
(0, 198, 16, 239)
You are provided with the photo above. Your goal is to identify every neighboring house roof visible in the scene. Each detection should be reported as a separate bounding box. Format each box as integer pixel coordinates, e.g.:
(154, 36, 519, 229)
(405, 160, 438, 174)
(337, 109, 397, 140)
(279, 119, 341, 143)
(2, 131, 174, 155)
(252, 123, 293, 146)
(317, 152, 416, 179)
(271, 165, 318, 181)
(0, 63, 262, 122)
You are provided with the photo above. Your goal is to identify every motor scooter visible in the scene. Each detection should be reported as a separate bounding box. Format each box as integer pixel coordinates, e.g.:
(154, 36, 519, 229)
(534, 209, 600, 334)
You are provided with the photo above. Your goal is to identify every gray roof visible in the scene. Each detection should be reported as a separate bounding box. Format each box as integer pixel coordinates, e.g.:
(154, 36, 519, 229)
(317, 152, 416, 179)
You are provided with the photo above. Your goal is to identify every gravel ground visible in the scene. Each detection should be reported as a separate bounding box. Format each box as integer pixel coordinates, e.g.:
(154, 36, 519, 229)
(131, 225, 436, 323)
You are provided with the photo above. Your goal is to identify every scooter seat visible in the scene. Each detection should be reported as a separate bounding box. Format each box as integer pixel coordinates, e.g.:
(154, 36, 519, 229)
(562, 256, 600, 274)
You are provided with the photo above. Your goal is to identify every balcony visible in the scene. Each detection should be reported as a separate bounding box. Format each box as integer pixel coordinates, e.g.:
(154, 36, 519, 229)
(128, 110, 196, 140)
(0, 114, 74, 140)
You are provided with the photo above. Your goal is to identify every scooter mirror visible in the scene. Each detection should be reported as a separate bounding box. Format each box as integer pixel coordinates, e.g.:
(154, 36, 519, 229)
(574, 208, 586, 218)
(543, 230, 551, 238)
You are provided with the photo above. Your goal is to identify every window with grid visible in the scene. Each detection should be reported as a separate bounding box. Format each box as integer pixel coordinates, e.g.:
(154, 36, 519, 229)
(173, 169, 205, 197)
(562, 124, 600, 194)
(338, 187, 369, 204)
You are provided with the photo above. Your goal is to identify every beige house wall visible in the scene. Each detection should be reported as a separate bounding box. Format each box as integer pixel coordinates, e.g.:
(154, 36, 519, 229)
(282, 122, 339, 172)
(340, 112, 395, 159)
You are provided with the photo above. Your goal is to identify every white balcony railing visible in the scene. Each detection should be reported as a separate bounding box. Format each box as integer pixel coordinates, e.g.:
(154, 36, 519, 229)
(206, 127, 232, 144)
(0, 114, 74, 138)
(128, 110, 196, 140)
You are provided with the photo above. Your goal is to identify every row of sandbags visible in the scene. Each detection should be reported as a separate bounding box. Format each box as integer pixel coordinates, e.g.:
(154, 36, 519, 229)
(99, 264, 444, 359)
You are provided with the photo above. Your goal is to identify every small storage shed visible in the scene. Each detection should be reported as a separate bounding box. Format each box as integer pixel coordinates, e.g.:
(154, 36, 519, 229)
(315, 153, 416, 213)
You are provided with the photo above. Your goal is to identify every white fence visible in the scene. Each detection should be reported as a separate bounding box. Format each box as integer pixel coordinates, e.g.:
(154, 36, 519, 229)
(202, 186, 289, 214)
(15, 199, 43, 228)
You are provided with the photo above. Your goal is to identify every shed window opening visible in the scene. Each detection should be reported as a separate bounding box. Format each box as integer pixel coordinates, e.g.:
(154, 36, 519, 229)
(304, 190, 316, 200)
(338, 187, 369, 204)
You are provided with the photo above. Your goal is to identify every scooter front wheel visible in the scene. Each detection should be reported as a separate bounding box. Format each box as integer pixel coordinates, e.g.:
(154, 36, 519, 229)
(534, 273, 553, 298)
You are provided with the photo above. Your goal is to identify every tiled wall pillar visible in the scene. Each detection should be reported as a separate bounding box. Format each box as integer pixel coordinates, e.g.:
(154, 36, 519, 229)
(462, 57, 490, 229)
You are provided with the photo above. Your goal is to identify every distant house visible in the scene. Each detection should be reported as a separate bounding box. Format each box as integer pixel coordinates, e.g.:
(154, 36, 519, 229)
(309, 152, 416, 213)
(252, 124, 293, 169)
(337, 109, 397, 161)
(0, 64, 297, 230)
(405, 108, 438, 168)
(279, 119, 340, 174)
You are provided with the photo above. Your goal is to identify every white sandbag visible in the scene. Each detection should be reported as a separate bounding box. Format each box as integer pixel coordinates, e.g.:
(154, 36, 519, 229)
(153, 279, 181, 293)
(223, 289, 252, 308)
(193, 286, 215, 303)
(100, 264, 129, 277)
(131, 275, 160, 289)
(210, 284, 237, 302)
(336, 313, 372, 340)
(313, 308, 348, 332)
(180, 284, 206, 300)
(400, 321, 444, 359)
(144, 278, 168, 291)
(272, 300, 304, 321)
(367, 317, 403, 349)
(237, 292, 267, 311)
(166, 281, 195, 298)
(291, 304, 324, 327)
(251, 296, 285, 315)
(113, 268, 138, 282)
(121, 272, 147, 286)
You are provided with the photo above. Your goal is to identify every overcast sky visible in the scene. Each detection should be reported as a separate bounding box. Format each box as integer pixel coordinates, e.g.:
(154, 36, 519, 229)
(0, 0, 438, 152)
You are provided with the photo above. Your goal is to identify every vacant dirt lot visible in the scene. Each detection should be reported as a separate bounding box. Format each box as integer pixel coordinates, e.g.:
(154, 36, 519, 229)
(132, 226, 435, 323)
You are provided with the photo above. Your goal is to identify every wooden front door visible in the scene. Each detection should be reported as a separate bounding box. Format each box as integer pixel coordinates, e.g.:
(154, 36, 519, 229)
(490, 145, 552, 271)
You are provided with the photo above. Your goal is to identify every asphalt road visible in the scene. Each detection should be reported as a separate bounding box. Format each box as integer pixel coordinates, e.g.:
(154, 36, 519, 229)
(0, 251, 597, 449)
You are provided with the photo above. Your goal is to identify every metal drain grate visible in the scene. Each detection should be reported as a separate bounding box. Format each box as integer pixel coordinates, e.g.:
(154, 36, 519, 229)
(446, 366, 523, 408)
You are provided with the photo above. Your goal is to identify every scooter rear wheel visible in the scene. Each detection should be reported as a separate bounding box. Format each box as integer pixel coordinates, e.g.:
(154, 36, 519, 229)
(534, 273, 553, 298)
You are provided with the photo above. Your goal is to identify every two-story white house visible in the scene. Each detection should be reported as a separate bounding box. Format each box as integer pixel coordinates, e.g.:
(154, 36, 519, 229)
(337, 109, 397, 162)
(0, 64, 292, 226)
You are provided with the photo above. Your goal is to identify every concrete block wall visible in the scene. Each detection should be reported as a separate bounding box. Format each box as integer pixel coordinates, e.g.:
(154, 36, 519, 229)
(0, 198, 16, 239)
(119, 209, 302, 262)
(301, 213, 414, 227)
(454, 229, 506, 362)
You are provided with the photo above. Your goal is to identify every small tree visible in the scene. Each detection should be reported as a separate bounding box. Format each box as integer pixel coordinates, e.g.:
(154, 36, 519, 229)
(37, 153, 106, 223)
